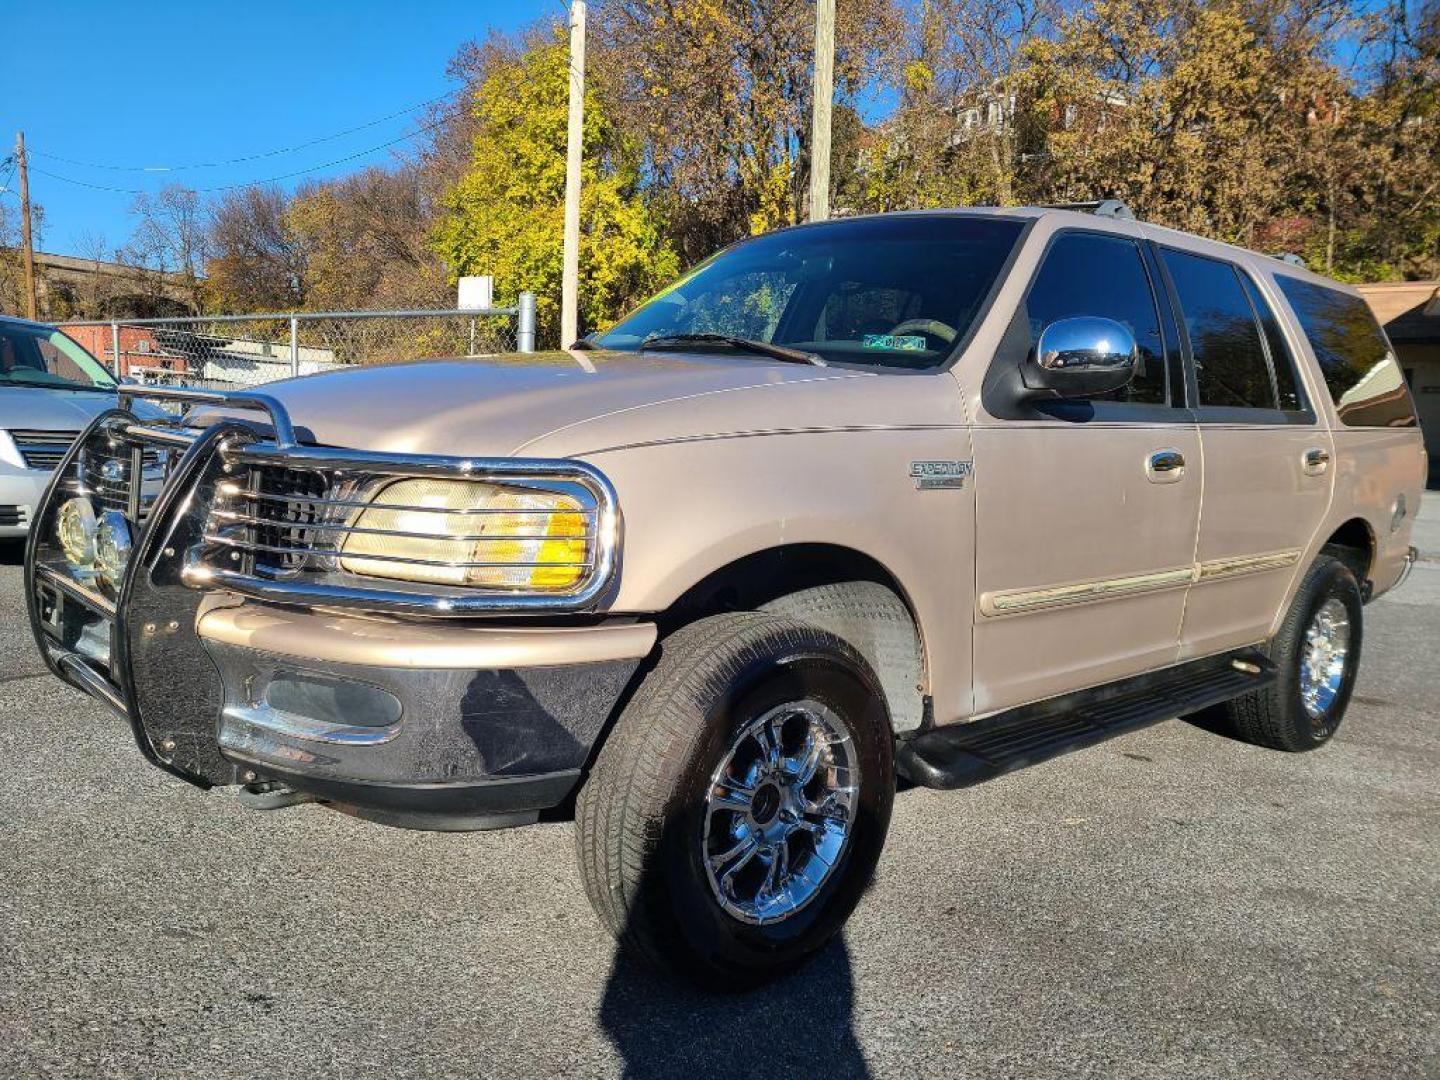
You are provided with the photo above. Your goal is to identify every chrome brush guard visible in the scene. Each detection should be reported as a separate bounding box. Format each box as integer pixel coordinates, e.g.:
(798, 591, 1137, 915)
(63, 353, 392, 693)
(23, 385, 623, 787)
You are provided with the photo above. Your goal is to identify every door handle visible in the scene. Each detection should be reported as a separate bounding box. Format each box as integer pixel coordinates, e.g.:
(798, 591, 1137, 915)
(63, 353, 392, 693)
(1146, 449, 1186, 484)
(1303, 447, 1330, 476)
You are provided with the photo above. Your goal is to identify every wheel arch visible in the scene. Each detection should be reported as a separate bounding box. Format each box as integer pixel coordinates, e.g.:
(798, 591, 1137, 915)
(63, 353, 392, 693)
(1319, 516, 1377, 591)
(654, 543, 930, 734)
(1268, 514, 1381, 641)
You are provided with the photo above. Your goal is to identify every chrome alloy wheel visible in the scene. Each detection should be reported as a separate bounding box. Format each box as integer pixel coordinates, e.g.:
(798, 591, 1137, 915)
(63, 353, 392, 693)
(1299, 598, 1351, 727)
(702, 700, 859, 925)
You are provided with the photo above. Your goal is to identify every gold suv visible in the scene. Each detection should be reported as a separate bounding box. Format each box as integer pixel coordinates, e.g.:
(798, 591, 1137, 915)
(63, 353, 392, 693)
(24, 204, 1425, 987)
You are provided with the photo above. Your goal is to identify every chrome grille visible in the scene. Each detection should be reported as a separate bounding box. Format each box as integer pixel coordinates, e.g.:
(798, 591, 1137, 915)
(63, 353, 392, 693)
(214, 466, 333, 576)
(0, 505, 25, 527)
(10, 429, 80, 470)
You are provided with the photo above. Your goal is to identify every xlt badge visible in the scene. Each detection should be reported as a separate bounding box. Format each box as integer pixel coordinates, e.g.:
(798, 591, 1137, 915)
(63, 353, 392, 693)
(909, 460, 973, 490)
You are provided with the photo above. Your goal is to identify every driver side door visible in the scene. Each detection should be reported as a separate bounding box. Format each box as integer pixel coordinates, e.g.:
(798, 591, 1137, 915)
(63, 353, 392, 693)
(969, 229, 1203, 714)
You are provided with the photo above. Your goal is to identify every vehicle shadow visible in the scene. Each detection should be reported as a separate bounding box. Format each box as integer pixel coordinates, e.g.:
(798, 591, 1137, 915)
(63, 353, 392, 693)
(598, 935, 871, 1079)
(594, 794, 876, 1079)
(0, 539, 25, 566)
(1179, 703, 1238, 741)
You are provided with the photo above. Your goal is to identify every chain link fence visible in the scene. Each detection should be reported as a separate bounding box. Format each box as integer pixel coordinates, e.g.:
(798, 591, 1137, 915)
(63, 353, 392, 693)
(60, 294, 536, 390)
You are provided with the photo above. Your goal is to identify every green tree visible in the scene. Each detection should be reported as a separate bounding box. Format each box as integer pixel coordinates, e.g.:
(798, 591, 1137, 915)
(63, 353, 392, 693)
(431, 32, 678, 345)
(854, 0, 1057, 214)
(206, 184, 307, 312)
(1335, 0, 1440, 279)
(593, 0, 900, 262)
(288, 167, 447, 310)
(1019, 0, 1312, 244)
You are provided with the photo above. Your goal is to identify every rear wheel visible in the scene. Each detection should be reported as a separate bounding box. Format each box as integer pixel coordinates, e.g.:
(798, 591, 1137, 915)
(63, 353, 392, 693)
(1218, 555, 1364, 751)
(575, 612, 894, 988)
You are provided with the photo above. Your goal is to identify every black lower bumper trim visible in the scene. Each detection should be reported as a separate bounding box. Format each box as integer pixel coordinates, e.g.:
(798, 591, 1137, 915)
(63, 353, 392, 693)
(235, 763, 583, 832)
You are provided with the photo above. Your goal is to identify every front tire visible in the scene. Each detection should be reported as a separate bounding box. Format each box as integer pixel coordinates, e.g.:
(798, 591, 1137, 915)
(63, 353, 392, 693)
(1220, 555, 1364, 751)
(575, 612, 894, 988)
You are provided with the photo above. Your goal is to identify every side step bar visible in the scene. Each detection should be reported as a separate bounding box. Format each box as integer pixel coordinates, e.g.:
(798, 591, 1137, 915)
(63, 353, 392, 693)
(897, 653, 1275, 790)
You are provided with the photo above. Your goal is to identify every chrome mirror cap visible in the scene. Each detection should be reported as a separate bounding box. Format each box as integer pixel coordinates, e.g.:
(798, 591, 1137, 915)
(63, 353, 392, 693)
(1036, 316, 1139, 374)
(1027, 316, 1139, 400)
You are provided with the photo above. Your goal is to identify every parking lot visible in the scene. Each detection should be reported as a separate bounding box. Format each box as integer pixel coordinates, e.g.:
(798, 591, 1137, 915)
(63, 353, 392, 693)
(1, 499, 1436, 1080)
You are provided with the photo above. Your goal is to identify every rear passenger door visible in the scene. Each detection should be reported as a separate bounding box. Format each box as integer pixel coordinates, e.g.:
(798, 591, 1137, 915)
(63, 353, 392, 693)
(1156, 246, 1333, 658)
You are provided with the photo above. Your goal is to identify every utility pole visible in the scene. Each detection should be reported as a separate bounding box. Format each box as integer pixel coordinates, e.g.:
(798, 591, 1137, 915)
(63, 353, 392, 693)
(15, 132, 38, 319)
(808, 0, 836, 222)
(561, 0, 586, 348)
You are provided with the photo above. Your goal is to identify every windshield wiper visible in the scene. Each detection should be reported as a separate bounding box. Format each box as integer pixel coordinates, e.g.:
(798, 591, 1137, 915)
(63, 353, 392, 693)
(642, 333, 826, 367)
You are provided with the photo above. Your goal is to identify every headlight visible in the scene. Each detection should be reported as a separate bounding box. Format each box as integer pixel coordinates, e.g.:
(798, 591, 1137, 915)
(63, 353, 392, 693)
(338, 478, 591, 591)
(57, 497, 98, 570)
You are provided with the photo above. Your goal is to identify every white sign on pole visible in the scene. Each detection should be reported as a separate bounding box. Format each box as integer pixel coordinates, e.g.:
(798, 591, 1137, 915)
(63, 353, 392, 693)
(458, 275, 494, 311)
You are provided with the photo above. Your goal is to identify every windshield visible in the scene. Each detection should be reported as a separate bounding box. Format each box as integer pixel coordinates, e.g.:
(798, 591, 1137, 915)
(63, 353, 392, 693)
(0, 322, 116, 391)
(594, 214, 1025, 370)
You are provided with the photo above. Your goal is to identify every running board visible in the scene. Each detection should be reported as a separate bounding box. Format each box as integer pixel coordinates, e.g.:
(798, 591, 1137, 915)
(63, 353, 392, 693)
(897, 653, 1276, 790)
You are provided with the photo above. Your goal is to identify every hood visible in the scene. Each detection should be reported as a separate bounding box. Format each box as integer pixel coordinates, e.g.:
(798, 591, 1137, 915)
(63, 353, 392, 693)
(0, 386, 119, 432)
(230, 350, 868, 457)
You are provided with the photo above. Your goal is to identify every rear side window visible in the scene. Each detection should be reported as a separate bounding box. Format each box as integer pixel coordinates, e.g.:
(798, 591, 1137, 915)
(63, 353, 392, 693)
(1239, 275, 1305, 412)
(1275, 277, 1417, 428)
(1161, 248, 1275, 410)
(1023, 233, 1167, 404)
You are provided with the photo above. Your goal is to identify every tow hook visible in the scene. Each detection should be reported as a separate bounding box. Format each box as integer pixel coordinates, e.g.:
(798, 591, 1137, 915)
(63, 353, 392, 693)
(235, 781, 316, 812)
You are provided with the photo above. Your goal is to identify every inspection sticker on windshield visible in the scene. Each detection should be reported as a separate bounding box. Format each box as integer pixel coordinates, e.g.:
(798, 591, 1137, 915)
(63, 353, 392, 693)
(862, 333, 927, 352)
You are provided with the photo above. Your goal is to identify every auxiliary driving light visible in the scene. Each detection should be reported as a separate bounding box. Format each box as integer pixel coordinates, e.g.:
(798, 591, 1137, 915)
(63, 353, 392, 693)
(94, 510, 134, 590)
(56, 498, 98, 571)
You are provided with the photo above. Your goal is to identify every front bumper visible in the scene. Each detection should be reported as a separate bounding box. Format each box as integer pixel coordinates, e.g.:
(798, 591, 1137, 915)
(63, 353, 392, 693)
(0, 466, 50, 537)
(25, 402, 647, 829)
(198, 606, 653, 827)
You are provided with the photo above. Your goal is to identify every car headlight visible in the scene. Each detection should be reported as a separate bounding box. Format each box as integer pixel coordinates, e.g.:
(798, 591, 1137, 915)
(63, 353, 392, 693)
(338, 478, 592, 591)
(57, 497, 98, 571)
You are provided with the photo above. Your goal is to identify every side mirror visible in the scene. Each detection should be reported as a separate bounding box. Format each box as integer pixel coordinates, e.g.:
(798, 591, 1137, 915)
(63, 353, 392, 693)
(1023, 316, 1138, 399)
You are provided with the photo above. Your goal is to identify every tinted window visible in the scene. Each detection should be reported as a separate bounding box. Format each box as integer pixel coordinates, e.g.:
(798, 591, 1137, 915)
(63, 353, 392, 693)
(1022, 233, 1166, 404)
(595, 215, 1024, 370)
(1240, 275, 1305, 411)
(1162, 249, 1275, 410)
(1275, 276, 1418, 428)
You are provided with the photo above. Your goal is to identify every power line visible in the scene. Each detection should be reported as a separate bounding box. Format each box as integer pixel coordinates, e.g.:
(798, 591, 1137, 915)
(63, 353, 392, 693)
(28, 117, 449, 197)
(28, 88, 463, 173)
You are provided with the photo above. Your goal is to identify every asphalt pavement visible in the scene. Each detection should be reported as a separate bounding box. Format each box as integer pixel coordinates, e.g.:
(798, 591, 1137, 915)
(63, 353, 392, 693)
(1, 498, 1437, 1079)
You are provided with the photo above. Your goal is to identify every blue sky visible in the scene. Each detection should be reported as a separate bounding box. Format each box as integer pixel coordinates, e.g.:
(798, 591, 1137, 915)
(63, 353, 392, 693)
(1, 0, 554, 254)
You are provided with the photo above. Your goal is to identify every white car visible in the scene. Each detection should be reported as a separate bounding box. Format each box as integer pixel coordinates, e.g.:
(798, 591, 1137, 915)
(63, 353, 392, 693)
(0, 317, 131, 538)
